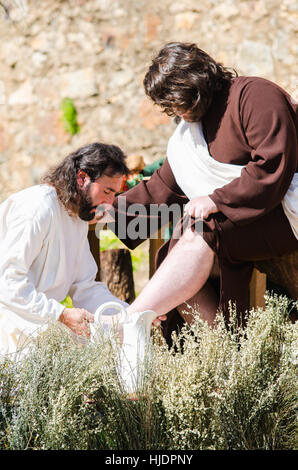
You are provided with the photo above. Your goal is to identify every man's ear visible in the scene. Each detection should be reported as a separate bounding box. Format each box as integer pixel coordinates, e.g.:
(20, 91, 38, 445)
(76, 170, 89, 188)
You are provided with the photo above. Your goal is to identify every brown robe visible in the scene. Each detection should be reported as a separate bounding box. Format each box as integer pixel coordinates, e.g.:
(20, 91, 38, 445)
(112, 76, 298, 345)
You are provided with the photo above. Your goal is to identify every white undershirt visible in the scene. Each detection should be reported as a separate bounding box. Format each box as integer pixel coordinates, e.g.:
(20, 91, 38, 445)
(167, 119, 298, 239)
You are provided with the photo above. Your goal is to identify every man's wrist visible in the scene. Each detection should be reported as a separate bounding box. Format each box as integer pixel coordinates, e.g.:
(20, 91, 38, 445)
(58, 308, 67, 324)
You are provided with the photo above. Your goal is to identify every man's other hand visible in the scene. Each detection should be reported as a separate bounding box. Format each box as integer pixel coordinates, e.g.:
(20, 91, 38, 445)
(59, 308, 94, 338)
(184, 195, 219, 219)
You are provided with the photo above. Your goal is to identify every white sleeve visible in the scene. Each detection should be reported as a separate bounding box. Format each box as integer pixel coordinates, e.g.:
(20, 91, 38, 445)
(69, 237, 129, 315)
(0, 213, 65, 324)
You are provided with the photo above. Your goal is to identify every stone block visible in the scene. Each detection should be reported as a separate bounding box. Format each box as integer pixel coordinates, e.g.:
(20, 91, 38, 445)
(144, 14, 161, 43)
(8, 80, 36, 106)
(138, 98, 170, 130)
(58, 68, 98, 99)
(0, 81, 5, 104)
(213, 0, 239, 19)
(109, 69, 134, 88)
(37, 111, 70, 146)
(0, 124, 11, 152)
(175, 12, 200, 30)
(237, 40, 274, 77)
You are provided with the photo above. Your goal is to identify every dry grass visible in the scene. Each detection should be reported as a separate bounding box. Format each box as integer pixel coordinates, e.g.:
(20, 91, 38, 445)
(0, 294, 297, 450)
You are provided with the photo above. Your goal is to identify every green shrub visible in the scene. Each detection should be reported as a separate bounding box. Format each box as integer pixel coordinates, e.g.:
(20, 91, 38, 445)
(0, 294, 297, 450)
(60, 98, 80, 135)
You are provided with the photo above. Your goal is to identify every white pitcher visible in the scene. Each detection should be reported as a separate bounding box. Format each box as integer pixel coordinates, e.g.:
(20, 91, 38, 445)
(92, 301, 127, 341)
(93, 301, 158, 394)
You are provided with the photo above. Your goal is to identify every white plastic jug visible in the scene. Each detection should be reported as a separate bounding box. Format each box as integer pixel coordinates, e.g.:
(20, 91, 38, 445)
(93, 301, 158, 394)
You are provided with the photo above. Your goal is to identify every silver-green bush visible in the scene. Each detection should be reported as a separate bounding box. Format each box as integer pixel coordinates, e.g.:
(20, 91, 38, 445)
(0, 294, 297, 450)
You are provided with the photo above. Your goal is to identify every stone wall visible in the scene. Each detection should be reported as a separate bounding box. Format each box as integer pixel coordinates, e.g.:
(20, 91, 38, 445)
(0, 0, 297, 201)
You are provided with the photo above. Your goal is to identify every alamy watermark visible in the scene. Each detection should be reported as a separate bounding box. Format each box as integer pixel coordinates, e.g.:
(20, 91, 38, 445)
(94, 196, 204, 241)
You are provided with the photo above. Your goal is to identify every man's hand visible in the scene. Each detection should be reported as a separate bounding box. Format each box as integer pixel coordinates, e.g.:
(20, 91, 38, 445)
(88, 204, 115, 225)
(59, 308, 94, 338)
(184, 195, 219, 219)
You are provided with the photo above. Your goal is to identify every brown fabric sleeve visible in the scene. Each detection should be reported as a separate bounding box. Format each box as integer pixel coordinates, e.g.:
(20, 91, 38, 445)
(209, 79, 298, 225)
(112, 158, 188, 249)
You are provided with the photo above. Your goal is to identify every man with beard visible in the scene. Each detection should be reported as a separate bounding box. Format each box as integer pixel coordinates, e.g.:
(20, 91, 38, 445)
(0, 142, 131, 355)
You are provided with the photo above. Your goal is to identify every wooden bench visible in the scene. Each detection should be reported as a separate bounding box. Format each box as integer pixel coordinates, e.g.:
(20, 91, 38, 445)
(88, 224, 286, 310)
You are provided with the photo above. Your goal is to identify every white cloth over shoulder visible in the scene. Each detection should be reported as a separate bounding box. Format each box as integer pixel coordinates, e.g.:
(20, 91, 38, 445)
(282, 174, 298, 239)
(167, 119, 298, 239)
(167, 120, 244, 199)
(0, 185, 128, 356)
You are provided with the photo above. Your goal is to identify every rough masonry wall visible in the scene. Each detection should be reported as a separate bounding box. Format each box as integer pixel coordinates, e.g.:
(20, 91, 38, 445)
(0, 0, 297, 201)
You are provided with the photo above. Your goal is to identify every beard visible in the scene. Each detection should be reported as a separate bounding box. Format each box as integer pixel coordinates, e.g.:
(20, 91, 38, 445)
(78, 183, 97, 221)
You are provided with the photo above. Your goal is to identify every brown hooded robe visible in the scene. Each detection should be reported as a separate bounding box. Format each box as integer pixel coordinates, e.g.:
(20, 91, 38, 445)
(112, 76, 298, 345)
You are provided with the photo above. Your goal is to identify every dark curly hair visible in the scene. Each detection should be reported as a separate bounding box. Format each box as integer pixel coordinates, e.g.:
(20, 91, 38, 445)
(42, 142, 128, 216)
(143, 42, 237, 121)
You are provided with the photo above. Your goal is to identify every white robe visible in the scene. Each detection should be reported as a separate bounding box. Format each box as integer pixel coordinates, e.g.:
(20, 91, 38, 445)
(0, 184, 127, 356)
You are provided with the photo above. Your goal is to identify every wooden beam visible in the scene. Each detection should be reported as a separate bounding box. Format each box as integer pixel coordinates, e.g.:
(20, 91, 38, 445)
(149, 229, 164, 278)
(87, 223, 101, 281)
(249, 268, 267, 309)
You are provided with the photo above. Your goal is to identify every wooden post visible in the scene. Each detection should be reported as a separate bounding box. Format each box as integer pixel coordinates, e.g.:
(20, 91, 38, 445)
(100, 249, 135, 303)
(88, 225, 135, 303)
(149, 229, 164, 278)
(87, 223, 101, 281)
(249, 268, 267, 310)
(254, 250, 298, 301)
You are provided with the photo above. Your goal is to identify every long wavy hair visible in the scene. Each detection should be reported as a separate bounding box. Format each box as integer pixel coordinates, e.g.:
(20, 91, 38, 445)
(42, 142, 128, 216)
(144, 42, 237, 121)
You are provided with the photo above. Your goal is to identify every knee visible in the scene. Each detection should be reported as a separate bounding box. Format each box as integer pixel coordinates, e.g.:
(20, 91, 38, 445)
(180, 226, 202, 244)
(180, 227, 214, 258)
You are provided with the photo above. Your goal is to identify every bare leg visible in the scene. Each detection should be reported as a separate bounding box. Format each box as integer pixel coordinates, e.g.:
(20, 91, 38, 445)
(126, 227, 215, 318)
